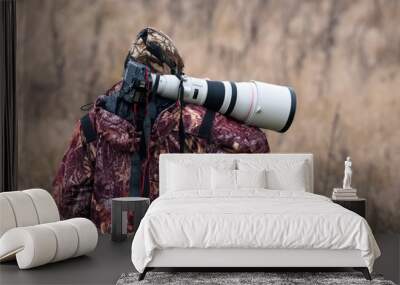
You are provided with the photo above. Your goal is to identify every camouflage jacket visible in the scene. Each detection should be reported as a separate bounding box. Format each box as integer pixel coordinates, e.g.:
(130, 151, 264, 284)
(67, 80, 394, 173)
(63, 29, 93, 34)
(53, 88, 270, 233)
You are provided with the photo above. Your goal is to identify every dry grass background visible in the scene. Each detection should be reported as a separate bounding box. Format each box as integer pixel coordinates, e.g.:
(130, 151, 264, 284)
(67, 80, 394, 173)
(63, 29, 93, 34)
(16, 0, 400, 232)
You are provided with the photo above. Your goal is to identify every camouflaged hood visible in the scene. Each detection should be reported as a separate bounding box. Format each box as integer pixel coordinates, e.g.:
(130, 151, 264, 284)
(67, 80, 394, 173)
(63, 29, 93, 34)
(129, 27, 184, 75)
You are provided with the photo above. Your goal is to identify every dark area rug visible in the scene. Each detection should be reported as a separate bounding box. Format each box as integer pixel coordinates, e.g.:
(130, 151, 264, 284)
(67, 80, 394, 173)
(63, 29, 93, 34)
(116, 272, 396, 285)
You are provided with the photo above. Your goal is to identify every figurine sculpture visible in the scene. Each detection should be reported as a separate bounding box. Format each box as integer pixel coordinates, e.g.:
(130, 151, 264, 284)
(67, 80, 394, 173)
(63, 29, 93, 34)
(343, 156, 352, 189)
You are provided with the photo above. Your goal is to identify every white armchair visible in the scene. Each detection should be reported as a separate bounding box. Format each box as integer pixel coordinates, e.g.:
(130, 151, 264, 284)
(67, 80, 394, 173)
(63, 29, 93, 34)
(0, 189, 98, 269)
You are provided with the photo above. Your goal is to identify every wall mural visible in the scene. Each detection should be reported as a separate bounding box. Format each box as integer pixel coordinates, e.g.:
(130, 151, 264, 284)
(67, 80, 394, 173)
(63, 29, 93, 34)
(16, 0, 400, 232)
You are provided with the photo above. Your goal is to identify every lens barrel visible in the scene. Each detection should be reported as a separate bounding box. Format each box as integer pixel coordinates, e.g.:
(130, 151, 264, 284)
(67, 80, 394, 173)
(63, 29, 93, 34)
(152, 74, 296, 132)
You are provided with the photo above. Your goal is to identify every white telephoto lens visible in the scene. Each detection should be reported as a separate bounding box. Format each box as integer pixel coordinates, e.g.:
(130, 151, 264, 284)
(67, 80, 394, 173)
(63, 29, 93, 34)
(151, 74, 296, 132)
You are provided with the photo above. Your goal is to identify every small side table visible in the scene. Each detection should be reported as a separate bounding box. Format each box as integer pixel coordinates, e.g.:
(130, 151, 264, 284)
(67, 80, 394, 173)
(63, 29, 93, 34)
(111, 197, 150, 242)
(332, 198, 366, 218)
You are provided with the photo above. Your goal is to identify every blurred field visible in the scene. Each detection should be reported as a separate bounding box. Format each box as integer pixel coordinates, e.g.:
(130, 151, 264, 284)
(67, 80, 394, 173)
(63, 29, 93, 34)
(16, 0, 400, 232)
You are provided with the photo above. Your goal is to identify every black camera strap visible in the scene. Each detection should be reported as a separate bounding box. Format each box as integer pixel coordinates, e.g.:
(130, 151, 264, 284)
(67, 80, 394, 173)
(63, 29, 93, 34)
(177, 77, 186, 153)
(80, 113, 97, 144)
(198, 109, 215, 143)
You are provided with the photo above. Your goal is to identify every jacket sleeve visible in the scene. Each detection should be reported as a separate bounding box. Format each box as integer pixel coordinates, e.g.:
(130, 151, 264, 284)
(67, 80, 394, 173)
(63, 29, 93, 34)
(52, 117, 96, 219)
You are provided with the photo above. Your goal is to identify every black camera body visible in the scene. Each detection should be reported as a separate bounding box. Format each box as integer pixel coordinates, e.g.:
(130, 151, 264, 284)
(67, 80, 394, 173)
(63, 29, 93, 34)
(99, 59, 154, 122)
(120, 59, 151, 102)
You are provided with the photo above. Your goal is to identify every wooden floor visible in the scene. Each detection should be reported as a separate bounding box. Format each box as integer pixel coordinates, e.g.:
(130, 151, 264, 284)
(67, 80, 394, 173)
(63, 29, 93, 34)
(0, 234, 398, 285)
